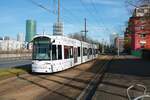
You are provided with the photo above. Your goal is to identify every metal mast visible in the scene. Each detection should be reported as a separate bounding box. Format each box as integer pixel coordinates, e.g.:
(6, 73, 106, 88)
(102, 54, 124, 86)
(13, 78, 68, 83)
(53, 0, 63, 35)
(84, 18, 87, 41)
(81, 18, 88, 41)
(58, 0, 60, 23)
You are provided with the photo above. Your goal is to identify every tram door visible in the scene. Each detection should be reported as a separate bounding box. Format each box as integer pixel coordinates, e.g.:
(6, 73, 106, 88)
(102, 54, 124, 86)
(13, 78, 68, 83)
(87, 48, 90, 59)
(74, 48, 78, 63)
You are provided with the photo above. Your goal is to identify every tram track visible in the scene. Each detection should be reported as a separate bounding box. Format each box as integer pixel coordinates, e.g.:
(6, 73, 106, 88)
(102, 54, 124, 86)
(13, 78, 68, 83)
(39, 55, 113, 100)
(0, 55, 113, 100)
(77, 55, 113, 100)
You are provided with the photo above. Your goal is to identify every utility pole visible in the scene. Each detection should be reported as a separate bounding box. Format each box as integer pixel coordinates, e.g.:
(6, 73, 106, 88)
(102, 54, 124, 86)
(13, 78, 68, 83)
(81, 18, 88, 41)
(58, 0, 60, 23)
(117, 37, 120, 56)
(102, 39, 104, 54)
(84, 18, 87, 41)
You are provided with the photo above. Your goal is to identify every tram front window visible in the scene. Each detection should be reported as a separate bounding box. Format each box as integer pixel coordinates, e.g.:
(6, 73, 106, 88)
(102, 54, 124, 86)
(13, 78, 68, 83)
(33, 38, 51, 60)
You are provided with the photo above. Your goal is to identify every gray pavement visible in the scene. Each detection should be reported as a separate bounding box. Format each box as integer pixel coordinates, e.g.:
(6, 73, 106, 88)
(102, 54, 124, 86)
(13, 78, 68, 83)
(0, 59, 32, 68)
(93, 55, 150, 100)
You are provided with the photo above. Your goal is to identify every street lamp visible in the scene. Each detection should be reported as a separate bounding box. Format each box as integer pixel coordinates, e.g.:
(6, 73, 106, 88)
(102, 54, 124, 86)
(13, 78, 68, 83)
(117, 37, 120, 56)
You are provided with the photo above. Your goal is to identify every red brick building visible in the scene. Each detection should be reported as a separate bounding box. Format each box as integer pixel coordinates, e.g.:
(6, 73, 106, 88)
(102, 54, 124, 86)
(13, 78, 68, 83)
(124, 5, 150, 53)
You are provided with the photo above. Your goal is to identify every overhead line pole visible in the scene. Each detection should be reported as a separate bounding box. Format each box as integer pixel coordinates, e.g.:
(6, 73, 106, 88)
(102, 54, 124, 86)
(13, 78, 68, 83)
(58, 0, 60, 23)
(84, 18, 87, 42)
(81, 18, 88, 41)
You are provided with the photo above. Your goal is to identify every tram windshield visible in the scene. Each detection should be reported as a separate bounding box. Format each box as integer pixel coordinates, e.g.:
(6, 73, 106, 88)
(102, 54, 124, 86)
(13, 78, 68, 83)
(32, 37, 51, 60)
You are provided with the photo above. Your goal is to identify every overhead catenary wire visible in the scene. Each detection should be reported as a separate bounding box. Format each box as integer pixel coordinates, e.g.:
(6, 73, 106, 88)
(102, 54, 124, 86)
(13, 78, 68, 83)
(26, 0, 77, 25)
(90, 0, 112, 35)
(29, 0, 55, 14)
(79, 0, 111, 43)
(61, 6, 83, 22)
(79, 0, 112, 41)
(27, 0, 112, 42)
(79, 0, 101, 27)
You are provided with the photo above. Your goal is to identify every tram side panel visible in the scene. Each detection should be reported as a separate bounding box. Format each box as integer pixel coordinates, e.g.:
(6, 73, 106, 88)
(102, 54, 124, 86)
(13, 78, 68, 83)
(82, 42, 87, 63)
(89, 44, 93, 61)
(62, 39, 74, 70)
(61, 37, 82, 70)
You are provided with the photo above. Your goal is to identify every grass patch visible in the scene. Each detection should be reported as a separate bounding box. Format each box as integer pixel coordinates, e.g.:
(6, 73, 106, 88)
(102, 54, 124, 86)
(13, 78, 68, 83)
(0, 65, 31, 80)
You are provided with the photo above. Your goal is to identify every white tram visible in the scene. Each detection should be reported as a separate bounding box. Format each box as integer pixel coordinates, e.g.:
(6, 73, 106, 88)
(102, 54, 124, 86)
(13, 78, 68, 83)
(32, 35, 99, 73)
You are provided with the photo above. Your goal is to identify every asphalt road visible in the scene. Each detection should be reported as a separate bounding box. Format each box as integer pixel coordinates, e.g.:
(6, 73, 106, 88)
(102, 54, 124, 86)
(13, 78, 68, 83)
(0, 55, 110, 100)
(92, 55, 150, 100)
(1, 55, 150, 100)
(0, 59, 32, 68)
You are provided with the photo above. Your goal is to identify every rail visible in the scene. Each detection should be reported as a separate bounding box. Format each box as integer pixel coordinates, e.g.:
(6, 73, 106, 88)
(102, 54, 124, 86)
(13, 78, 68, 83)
(76, 56, 113, 100)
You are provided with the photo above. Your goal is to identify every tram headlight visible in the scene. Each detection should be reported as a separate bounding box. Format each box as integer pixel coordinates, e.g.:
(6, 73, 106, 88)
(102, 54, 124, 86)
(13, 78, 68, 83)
(32, 61, 37, 65)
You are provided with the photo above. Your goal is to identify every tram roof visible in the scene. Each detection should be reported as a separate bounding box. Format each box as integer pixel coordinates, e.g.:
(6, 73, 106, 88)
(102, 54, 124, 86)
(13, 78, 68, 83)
(32, 34, 97, 46)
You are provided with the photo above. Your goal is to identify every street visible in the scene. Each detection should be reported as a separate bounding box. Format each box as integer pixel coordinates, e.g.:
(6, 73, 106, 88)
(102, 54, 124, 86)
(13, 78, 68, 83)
(93, 55, 150, 100)
(0, 55, 150, 100)
(0, 59, 32, 68)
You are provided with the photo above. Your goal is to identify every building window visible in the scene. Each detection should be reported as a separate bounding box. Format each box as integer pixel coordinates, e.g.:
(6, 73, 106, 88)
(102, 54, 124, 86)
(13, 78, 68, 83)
(58, 45, 62, 60)
(140, 43, 145, 48)
(140, 34, 146, 38)
(78, 47, 80, 57)
(140, 25, 144, 30)
(140, 17, 145, 21)
(138, 9, 144, 13)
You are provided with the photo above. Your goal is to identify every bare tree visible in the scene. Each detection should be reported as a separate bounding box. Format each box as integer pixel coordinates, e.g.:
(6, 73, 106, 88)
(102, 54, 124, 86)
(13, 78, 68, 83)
(125, 0, 150, 30)
(68, 32, 100, 43)
(68, 32, 84, 41)
(125, 0, 150, 13)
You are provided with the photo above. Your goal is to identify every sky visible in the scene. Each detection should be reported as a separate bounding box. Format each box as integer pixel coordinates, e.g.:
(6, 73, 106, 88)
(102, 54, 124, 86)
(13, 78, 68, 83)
(0, 0, 131, 43)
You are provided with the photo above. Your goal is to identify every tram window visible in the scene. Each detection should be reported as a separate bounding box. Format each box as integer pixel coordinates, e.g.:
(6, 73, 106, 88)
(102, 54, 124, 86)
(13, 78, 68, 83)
(96, 49, 97, 54)
(89, 48, 92, 55)
(94, 49, 96, 55)
(64, 46, 69, 59)
(78, 47, 80, 57)
(52, 45, 57, 60)
(83, 48, 87, 56)
(58, 45, 62, 60)
(70, 47, 73, 58)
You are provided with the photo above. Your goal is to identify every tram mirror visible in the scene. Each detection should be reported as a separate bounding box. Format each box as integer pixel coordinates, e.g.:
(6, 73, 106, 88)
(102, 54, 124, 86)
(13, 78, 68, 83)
(51, 40, 55, 43)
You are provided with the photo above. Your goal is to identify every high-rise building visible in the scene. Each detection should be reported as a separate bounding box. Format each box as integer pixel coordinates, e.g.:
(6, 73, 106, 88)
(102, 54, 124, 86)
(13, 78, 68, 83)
(4, 36, 10, 40)
(25, 20, 36, 42)
(110, 32, 118, 46)
(53, 21, 63, 35)
(0, 37, 3, 40)
(17, 33, 24, 42)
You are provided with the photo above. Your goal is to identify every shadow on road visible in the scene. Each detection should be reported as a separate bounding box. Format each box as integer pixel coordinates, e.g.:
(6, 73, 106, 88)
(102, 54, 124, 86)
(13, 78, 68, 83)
(14, 64, 32, 73)
(107, 57, 150, 77)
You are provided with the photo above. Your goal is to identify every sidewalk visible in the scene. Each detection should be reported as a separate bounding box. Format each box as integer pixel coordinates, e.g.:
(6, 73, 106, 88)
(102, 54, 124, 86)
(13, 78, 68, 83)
(92, 55, 150, 100)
